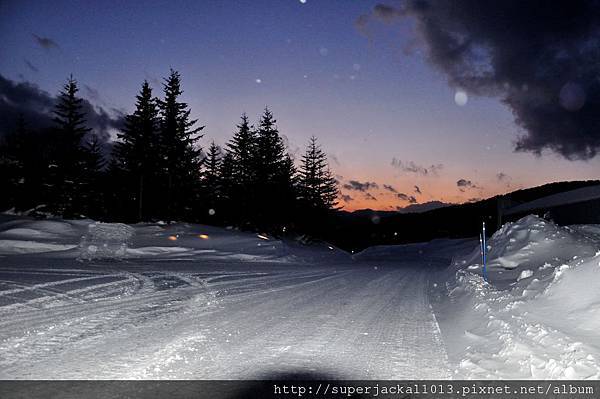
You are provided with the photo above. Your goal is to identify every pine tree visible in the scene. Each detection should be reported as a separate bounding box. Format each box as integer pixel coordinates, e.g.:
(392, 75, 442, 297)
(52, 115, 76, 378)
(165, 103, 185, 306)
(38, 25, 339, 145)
(202, 141, 222, 217)
(0, 115, 27, 211)
(157, 69, 204, 220)
(225, 113, 257, 224)
(49, 75, 91, 217)
(298, 136, 339, 210)
(253, 108, 296, 230)
(81, 134, 106, 218)
(113, 80, 161, 221)
(218, 151, 236, 225)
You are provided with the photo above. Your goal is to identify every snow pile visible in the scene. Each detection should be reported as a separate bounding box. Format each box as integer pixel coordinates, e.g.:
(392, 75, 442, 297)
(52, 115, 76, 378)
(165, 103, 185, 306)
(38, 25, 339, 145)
(79, 222, 135, 260)
(433, 215, 600, 379)
(0, 217, 83, 255)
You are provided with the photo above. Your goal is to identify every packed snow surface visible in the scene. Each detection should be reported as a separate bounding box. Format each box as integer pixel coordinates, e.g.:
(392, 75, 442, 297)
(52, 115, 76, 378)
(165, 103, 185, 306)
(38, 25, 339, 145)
(0, 215, 450, 379)
(1, 214, 599, 379)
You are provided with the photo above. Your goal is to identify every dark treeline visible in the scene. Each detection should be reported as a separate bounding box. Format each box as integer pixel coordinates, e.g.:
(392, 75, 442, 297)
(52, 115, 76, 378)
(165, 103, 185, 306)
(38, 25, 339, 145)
(0, 70, 339, 237)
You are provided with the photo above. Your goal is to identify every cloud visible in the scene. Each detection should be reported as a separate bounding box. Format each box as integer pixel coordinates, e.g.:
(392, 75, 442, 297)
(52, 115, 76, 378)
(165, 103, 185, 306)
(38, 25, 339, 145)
(0, 74, 124, 146)
(84, 85, 101, 102)
(343, 180, 379, 192)
(365, 193, 378, 201)
(32, 33, 60, 50)
(397, 193, 418, 204)
(414, 185, 422, 194)
(456, 178, 481, 192)
(359, 1, 600, 160)
(341, 194, 354, 202)
(391, 158, 443, 176)
(383, 184, 398, 193)
(329, 153, 340, 166)
(23, 59, 39, 73)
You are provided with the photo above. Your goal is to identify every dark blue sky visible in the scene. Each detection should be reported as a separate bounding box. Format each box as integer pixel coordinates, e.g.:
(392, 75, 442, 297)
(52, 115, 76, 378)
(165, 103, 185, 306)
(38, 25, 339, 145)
(2, 0, 598, 210)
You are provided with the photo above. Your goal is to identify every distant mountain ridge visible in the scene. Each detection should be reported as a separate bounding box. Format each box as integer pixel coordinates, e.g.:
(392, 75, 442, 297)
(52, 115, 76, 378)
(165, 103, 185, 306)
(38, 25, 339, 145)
(331, 180, 600, 251)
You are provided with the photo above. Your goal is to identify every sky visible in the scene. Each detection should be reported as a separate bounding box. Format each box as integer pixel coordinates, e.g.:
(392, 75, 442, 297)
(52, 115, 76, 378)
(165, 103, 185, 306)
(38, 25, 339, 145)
(1, 0, 599, 211)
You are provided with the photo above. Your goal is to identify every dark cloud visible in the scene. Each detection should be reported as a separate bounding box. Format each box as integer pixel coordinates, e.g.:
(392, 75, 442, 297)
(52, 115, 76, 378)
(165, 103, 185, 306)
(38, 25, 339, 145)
(0, 74, 124, 146)
(414, 185, 422, 195)
(456, 178, 481, 192)
(23, 59, 39, 73)
(32, 33, 60, 50)
(397, 193, 418, 204)
(360, 1, 600, 160)
(383, 184, 398, 193)
(365, 193, 378, 201)
(391, 158, 443, 176)
(341, 194, 354, 202)
(343, 180, 379, 192)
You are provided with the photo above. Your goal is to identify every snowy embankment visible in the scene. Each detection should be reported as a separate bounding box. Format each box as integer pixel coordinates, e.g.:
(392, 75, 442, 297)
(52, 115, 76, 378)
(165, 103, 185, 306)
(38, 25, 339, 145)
(0, 215, 346, 264)
(432, 215, 600, 379)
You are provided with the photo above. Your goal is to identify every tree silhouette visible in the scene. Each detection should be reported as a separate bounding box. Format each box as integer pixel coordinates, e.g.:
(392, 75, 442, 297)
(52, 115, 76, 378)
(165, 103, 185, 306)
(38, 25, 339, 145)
(298, 136, 339, 210)
(113, 80, 160, 221)
(81, 134, 106, 218)
(253, 108, 296, 230)
(157, 69, 204, 221)
(225, 113, 257, 224)
(202, 141, 222, 219)
(49, 75, 91, 217)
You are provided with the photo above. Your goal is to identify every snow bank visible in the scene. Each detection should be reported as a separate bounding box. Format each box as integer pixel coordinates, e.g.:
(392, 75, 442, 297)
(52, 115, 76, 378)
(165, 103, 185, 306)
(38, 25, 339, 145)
(433, 215, 600, 379)
(0, 215, 349, 264)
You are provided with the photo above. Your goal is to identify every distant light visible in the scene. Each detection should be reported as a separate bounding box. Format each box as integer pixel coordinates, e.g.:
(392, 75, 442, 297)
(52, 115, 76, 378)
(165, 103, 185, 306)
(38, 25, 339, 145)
(198, 234, 209, 240)
(454, 90, 468, 106)
(208, 208, 216, 216)
(299, 0, 307, 3)
(255, 78, 262, 84)
(168, 235, 177, 241)
(257, 234, 269, 240)
(328, 246, 334, 250)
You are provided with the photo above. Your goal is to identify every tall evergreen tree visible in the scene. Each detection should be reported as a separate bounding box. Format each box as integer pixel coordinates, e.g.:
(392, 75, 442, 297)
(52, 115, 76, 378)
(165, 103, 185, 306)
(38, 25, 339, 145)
(202, 141, 222, 218)
(225, 113, 257, 224)
(218, 151, 236, 225)
(298, 136, 339, 210)
(49, 75, 91, 217)
(81, 134, 106, 218)
(253, 108, 296, 230)
(0, 115, 27, 211)
(157, 69, 204, 220)
(113, 80, 161, 221)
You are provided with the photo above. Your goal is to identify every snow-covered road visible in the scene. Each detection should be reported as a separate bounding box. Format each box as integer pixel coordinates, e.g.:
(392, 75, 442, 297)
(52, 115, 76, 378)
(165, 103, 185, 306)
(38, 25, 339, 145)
(0, 259, 450, 379)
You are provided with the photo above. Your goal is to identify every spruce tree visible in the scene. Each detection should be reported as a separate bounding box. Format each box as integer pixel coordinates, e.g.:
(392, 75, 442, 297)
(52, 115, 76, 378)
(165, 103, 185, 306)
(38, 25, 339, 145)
(49, 75, 91, 217)
(253, 108, 296, 230)
(81, 134, 106, 218)
(157, 69, 204, 220)
(113, 80, 160, 220)
(202, 141, 222, 218)
(298, 136, 339, 210)
(225, 113, 257, 224)
(218, 151, 236, 225)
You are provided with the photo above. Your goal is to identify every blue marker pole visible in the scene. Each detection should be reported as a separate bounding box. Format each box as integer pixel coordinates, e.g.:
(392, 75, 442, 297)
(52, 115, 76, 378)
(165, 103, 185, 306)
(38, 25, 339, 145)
(482, 221, 488, 282)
